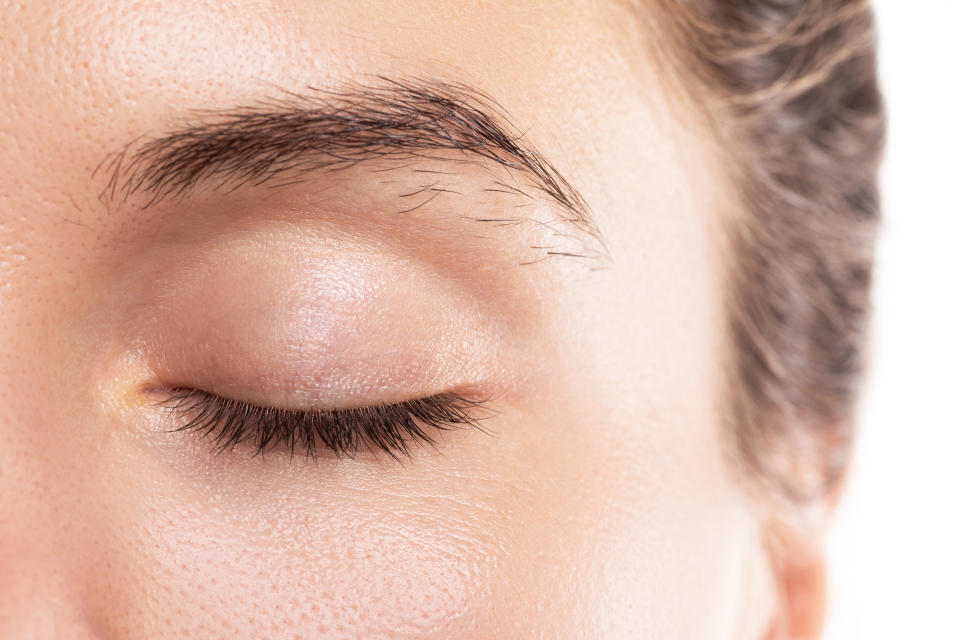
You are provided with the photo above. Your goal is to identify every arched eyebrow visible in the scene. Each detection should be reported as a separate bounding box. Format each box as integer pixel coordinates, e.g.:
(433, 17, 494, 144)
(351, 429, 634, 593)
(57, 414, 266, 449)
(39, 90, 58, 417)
(98, 76, 601, 241)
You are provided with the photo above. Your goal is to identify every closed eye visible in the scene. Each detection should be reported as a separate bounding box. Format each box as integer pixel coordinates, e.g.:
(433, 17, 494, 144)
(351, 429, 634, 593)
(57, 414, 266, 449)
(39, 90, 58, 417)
(157, 388, 490, 461)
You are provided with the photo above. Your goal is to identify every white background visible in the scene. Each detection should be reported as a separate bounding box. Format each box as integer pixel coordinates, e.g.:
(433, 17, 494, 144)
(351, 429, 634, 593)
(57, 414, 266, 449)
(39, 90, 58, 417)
(824, 2, 960, 638)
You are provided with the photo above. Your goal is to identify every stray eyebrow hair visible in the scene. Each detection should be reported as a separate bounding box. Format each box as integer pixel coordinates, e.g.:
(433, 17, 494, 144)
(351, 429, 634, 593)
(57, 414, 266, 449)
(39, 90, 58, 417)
(99, 76, 601, 241)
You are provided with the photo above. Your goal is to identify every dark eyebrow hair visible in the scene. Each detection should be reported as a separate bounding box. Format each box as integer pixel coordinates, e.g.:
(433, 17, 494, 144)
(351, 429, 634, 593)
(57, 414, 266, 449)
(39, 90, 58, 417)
(99, 76, 601, 241)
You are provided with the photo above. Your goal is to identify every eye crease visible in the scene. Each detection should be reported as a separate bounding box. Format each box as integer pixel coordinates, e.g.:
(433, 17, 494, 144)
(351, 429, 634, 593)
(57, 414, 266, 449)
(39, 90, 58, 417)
(158, 388, 490, 461)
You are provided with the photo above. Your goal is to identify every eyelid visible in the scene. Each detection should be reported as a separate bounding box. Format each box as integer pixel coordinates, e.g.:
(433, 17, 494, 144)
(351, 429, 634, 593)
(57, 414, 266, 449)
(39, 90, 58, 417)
(157, 388, 491, 460)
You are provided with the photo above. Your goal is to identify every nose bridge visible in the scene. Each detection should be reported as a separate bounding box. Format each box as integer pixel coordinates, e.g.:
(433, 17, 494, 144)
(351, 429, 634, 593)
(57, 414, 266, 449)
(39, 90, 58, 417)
(0, 423, 109, 638)
(0, 361, 106, 638)
(0, 176, 114, 636)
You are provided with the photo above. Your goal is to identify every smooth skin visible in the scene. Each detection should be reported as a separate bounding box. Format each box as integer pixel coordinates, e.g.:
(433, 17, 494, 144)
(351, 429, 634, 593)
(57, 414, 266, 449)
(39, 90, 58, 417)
(0, 1, 822, 638)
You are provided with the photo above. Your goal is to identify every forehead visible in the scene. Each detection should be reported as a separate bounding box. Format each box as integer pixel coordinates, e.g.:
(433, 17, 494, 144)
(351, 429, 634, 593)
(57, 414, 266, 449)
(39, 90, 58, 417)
(1, 2, 636, 149)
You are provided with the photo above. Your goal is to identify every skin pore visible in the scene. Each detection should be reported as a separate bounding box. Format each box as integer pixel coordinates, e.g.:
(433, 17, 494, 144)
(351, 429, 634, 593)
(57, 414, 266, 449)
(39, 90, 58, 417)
(0, 1, 818, 638)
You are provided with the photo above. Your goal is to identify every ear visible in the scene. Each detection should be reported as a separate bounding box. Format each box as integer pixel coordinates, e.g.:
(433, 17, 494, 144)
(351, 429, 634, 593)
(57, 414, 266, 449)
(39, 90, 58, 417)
(762, 524, 828, 640)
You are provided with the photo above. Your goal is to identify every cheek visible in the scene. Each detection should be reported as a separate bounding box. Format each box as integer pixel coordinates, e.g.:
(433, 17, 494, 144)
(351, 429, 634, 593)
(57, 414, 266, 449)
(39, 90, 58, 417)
(127, 502, 491, 637)
(88, 443, 507, 638)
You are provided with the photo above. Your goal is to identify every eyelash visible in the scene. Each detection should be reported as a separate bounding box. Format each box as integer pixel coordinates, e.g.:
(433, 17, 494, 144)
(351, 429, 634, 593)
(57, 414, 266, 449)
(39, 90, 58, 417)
(159, 388, 488, 460)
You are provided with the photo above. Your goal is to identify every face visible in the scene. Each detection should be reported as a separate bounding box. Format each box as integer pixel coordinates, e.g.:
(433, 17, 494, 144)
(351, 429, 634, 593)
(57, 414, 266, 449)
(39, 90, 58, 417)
(0, 1, 778, 638)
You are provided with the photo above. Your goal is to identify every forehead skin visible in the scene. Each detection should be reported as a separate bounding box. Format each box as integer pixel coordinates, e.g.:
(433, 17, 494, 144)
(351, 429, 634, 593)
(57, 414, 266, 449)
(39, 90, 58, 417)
(0, 1, 758, 639)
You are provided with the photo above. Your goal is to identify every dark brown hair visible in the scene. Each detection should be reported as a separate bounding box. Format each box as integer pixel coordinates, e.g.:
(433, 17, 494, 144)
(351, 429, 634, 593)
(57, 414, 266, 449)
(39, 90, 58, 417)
(655, 0, 885, 502)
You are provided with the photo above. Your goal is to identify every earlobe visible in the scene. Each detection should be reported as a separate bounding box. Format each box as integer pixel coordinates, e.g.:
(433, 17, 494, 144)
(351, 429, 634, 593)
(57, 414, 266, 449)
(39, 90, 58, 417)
(763, 527, 828, 640)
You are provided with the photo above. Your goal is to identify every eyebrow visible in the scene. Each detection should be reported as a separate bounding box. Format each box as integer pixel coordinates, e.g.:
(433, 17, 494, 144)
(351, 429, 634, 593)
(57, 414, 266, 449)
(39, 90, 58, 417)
(99, 76, 602, 242)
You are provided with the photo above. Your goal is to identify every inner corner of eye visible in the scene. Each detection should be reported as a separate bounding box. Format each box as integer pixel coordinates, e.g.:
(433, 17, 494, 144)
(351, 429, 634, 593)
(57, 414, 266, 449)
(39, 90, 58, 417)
(136, 382, 205, 409)
(137, 382, 174, 403)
